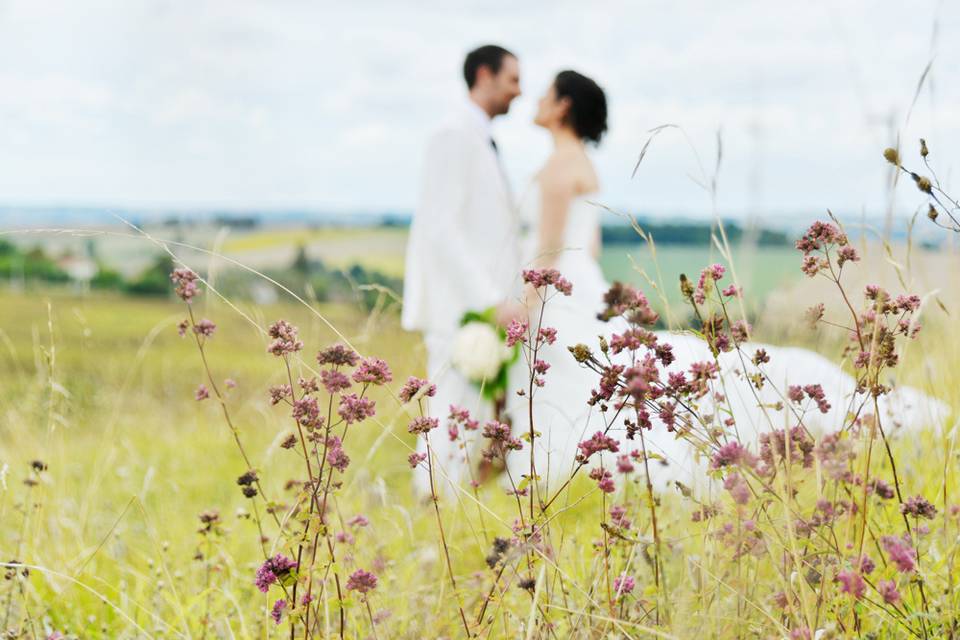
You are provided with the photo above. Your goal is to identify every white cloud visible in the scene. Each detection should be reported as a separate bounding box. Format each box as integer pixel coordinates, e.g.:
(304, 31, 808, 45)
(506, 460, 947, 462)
(0, 0, 957, 220)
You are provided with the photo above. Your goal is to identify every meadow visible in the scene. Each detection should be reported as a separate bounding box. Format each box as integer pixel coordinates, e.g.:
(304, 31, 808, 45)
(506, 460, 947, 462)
(1, 212, 959, 639)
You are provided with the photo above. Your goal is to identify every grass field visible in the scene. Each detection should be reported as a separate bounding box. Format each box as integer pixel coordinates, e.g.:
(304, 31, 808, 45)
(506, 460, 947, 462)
(1, 234, 959, 638)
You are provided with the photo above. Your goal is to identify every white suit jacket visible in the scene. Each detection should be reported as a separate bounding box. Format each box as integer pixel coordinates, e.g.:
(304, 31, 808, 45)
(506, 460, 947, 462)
(402, 102, 520, 336)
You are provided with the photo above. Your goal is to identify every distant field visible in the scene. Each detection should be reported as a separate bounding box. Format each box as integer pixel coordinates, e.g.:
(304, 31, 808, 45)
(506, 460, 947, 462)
(220, 227, 801, 312)
(221, 226, 408, 277)
(599, 243, 802, 314)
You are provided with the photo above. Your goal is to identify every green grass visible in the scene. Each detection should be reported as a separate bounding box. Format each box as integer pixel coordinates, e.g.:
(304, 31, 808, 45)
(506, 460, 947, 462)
(0, 238, 957, 638)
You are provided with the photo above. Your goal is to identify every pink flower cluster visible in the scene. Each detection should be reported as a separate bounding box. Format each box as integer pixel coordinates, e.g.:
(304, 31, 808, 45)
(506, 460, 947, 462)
(787, 384, 831, 414)
(881, 535, 916, 573)
(710, 441, 758, 471)
(576, 431, 619, 462)
(835, 569, 865, 599)
(317, 343, 360, 366)
(613, 573, 635, 598)
(522, 268, 572, 295)
(408, 416, 439, 435)
(326, 436, 350, 472)
(338, 393, 376, 425)
(399, 376, 436, 403)
(170, 267, 200, 302)
(598, 282, 659, 325)
(345, 568, 378, 594)
(267, 320, 304, 356)
(254, 554, 297, 593)
(589, 468, 615, 493)
(693, 263, 726, 305)
(352, 357, 393, 385)
(506, 319, 528, 347)
(446, 405, 478, 441)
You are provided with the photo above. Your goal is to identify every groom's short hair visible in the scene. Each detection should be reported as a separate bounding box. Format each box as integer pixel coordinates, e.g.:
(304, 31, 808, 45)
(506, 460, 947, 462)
(463, 45, 515, 88)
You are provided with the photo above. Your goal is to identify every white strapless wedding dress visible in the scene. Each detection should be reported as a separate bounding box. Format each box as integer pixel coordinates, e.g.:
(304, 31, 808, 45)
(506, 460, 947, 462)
(506, 182, 950, 493)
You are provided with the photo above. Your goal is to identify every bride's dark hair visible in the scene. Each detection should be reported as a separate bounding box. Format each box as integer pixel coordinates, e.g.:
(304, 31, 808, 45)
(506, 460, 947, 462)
(554, 70, 607, 144)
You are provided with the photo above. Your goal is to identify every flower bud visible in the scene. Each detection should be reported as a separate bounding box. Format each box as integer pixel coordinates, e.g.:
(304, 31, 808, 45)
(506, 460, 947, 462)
(568, 344, 592, 363)
(912, 173, 932, 193)
(882, 147, 900, 165)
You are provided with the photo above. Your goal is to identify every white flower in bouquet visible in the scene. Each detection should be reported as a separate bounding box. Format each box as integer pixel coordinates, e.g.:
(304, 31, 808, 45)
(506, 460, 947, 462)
(451, 321, 511, 382)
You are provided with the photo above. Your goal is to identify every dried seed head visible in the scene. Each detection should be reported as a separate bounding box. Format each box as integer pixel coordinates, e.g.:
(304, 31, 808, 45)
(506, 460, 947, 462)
(928, 204, 938, 221)
(915, 175, 932, 194)
(919, 138, 928, 157)
(882, 147, 900, 165)
(568, 344, 592, 363)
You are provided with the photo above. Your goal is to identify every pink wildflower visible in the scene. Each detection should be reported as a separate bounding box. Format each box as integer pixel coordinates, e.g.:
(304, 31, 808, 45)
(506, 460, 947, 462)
(316, 343, 359, 366)
(710, 441, 758, 470)
(537, 326, 557, 345)
(193, 318, 216, 337)
(269, 384, 292, 405)
(195, 384, 209, 401)
(877, 579, 901, 605)
(613, 573, 635, 598)
(337, 394, 376, 425)
(320, 369, 351, 394)
(170, 267, 200, 302)
(346, 569, 378, 594)
(506, 319, 527, 347)
(348, 514, 369, 527)
(522, 268, 572, 295)
(271, 599, 287, 624)
(577, 431, 620, 462)
(901, 495, 937, 519)
(837, 245, 860, 267)
(352, 357, 393, 386)
(609, 504, 631, 529)
(398, 376, 437, 403)
(881, 535, 916, 572)
(326, 437, 350, 472)
(266, 320, 303, 356)
(292, 396, 321, 427)
(408, 416, 439, 435)
(589, 468, 615, 493)
(408, 452, 427, 468)
(835, 569, 865, 599)
(724, 473, 751, 505)
(255, 554, 297, 593)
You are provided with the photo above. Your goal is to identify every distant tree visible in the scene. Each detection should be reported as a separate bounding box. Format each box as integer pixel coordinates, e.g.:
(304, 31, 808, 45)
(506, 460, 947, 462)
(124, 255, 175, 296)
(91, 264, 125, 290)
(292, 244, 311, 275)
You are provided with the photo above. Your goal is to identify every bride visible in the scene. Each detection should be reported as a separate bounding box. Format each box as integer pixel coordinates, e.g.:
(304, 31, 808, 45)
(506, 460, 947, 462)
(503, 70, 947, 493)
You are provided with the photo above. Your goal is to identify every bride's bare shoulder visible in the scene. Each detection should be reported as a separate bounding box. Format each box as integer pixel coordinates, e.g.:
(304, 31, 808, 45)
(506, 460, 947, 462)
(537, 153, 577, 196)
(539, 148, 598, 196)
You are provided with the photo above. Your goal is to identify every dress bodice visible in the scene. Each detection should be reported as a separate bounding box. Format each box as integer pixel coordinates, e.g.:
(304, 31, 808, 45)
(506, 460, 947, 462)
(518, 181, 601, 268)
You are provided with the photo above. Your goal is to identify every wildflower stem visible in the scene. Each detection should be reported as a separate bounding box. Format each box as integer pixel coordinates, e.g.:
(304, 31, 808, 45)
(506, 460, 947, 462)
(424, 433, 473, 637)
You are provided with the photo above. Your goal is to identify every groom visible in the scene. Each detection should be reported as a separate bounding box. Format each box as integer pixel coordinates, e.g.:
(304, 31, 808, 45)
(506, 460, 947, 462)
(402, 44, 524, 492)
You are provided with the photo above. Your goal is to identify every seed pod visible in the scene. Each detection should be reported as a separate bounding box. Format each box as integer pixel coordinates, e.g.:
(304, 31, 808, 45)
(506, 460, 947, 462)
(919, 138, 929, 158)
(912, 173, 932, 193)
(882, 147, 900, 165)
(928, 204, 938, 221)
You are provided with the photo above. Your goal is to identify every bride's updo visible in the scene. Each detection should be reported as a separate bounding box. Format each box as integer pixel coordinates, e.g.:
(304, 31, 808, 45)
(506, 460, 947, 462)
(554, 70, 608, 144)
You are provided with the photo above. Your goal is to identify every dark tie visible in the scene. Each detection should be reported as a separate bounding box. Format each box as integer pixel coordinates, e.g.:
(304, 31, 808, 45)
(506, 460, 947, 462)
(490, 137, 498, 154)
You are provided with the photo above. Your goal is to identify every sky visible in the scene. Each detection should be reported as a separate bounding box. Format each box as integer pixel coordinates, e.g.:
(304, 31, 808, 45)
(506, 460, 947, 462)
(0, 0, 958, 223)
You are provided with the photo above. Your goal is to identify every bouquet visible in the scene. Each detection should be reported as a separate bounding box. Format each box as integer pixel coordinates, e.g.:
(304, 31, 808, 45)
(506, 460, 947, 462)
(451, 308, 518, 405)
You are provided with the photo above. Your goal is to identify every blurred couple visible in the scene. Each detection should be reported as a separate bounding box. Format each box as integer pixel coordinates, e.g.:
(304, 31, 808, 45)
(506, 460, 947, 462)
(402, 44, 615, 492)
(400, 45, 945, 495)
